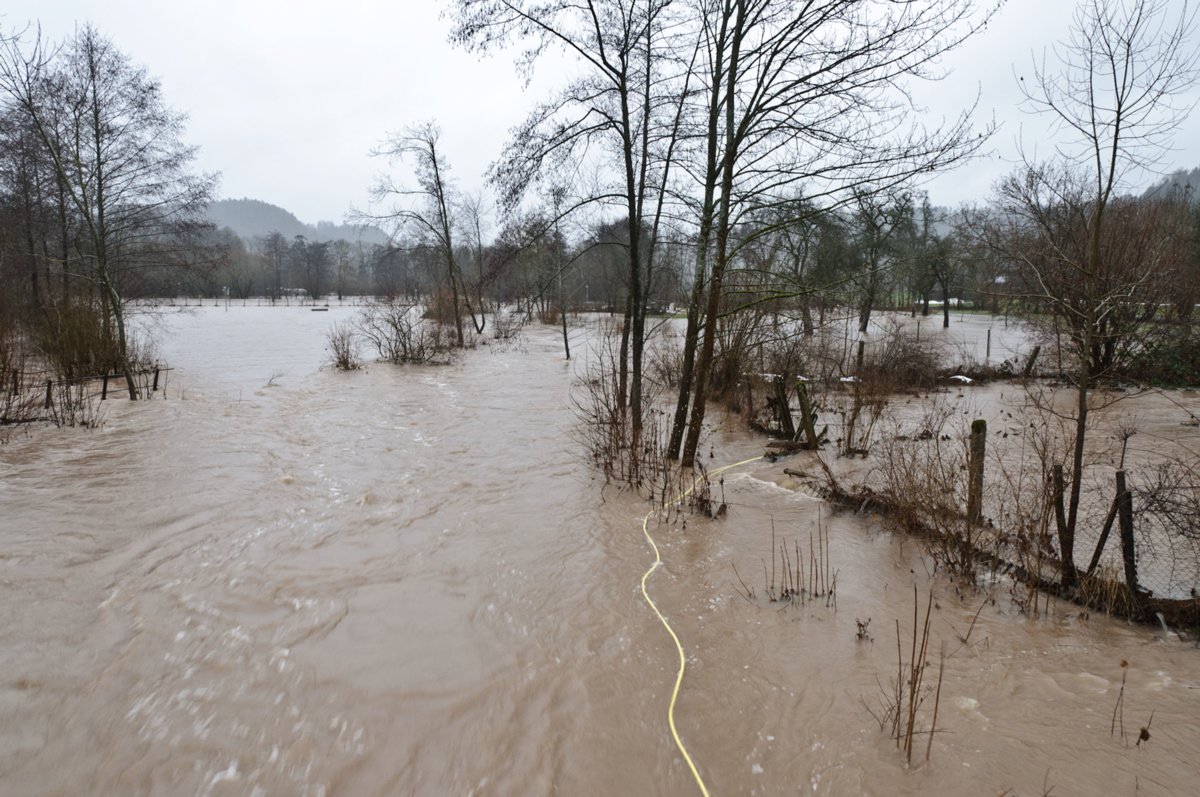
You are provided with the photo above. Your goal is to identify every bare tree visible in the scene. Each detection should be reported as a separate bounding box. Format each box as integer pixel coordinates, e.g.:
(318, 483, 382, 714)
(459, 190, 492, 334)
(259, 231, 289, 303)
(992, 0, 1198, 587)
(451, 0, 694, 461)
(0, 24, 216, 397)
(672, 0, 996, 466)
(331, 239, 354, 301)
(368, 121, 469, 347)
(291, 235, 330, 301)
(851, 188, 914, 364)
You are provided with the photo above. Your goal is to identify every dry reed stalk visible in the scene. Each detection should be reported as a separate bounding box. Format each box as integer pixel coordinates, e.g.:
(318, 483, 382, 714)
(1111, 660, 1129, 739)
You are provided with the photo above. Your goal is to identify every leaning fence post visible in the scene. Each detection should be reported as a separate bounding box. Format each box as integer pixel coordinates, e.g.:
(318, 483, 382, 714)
(1086, 494, 1121, 577)
(1115, 470, 1138, 603)
(966, 419, 986, 526)
(1022, 345, 1041, 378)
(796, 380, 821, 450)
(773, 375, 796, 440)
(152, 367, 160, 391)
(44, 379, 52, 409)
(101, 374, 109, 400)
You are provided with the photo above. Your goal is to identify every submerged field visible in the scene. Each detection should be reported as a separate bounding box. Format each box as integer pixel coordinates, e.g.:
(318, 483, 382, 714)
(1, 305, 1198, 796)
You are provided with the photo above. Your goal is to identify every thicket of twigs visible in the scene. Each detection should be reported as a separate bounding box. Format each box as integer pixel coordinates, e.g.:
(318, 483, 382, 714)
(355, 299, 455, 365)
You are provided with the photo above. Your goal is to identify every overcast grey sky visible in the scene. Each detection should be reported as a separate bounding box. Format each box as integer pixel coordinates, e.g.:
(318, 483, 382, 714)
(4, 0, 1199, 224)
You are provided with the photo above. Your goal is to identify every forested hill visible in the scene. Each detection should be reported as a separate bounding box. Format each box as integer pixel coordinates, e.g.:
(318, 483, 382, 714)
(1143, 167, 1200, 203)
(205, 198, 389, 245)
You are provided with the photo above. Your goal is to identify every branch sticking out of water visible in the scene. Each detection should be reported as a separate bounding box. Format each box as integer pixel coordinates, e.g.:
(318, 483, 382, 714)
(743, 514, 833, 606)
(1111, 660, 1129, 740)
(863, 585, 944, 766)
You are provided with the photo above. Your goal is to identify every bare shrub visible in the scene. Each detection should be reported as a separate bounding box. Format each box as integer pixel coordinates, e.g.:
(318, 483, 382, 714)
(875, 399, 979, 577)
(34, 301, 122, 381)
(747, 331, 826, 434)
(646, 324, 683, 391)
(761, 329, 811, 382)
(48, 379, 105, 429)
(806, 314, 862, 382)
(863, 587, 945, 766)
(986, 393, 1073, 609)
(1, 315, 107, 430)
(0, 320, 37, 426)
(325, 322, 362, 371)
(827, 323, 951, 456)
(490, 306, 527, 342)
(1133, 460, 1200, 542)
(572, 319, 667, 490)
(868, 320, 947, 390)
(744, 516, 835, 605)
(711, 307, 772, 401)
(837, 370, 896, 456)
(537, 305, 560, 326)
(357, 299, 453, 364)
(423, 288, 460, 326)
(123, 334, 160, 380)
(1130, 461, 1200, 600)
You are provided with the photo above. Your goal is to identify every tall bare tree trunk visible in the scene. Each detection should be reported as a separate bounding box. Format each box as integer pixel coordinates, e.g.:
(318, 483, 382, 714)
(682, 1, 742, 468)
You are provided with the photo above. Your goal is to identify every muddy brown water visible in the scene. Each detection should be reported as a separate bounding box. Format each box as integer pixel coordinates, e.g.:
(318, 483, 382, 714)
(2, 306, 1198, 796)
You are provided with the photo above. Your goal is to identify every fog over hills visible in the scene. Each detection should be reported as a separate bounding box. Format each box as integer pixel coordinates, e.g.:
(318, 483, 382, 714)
(205, 198, 389, 245)
(1144, 168, 1200, 203)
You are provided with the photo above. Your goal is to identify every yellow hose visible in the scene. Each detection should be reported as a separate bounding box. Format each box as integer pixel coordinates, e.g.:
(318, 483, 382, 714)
(639, 455, 763, 797)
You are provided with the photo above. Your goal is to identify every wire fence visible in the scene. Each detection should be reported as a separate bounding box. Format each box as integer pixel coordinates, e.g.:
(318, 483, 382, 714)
(1, 363, 170, 429)
(806, 402, 1200, 633)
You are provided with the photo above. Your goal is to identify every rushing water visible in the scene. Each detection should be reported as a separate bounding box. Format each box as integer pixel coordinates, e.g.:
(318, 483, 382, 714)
(2, 305, 1198, 796)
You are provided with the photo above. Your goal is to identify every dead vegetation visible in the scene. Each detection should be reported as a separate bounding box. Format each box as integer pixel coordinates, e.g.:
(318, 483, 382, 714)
(325, 321, 362, 371)
(732, 512, 835, 608)
(809, 378, 1200, 633)
(862, 586, 946, 766)
(573, 318, 671, 490)
(356, 298, 456, 365)
(0, 312, 152, 432)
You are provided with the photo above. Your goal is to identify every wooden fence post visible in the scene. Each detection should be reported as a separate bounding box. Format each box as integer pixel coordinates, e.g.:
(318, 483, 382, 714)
(773, 375, 796, 440)
(966, 419, 986, 526)
(1116, 470, 1138, 601)
(1022, 345, 1041, 378)
(1085, 494, 1121, 577)
(153, 367, 161, 391)
(44, 380, 52, 409)
(101, 374, 109, 400)
(796, 381, 823, 450)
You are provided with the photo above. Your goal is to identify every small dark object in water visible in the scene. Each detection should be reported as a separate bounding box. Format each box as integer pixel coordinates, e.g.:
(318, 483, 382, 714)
(311, 307, 329, 312)
(855, 618, 871, 641)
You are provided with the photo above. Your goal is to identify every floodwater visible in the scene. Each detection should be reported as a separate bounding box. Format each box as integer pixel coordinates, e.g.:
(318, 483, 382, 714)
(2, 305, 1198, 796)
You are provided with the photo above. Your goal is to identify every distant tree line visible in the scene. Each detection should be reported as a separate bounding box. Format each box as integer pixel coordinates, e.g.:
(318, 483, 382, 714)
(3, 3, 1198, 453)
